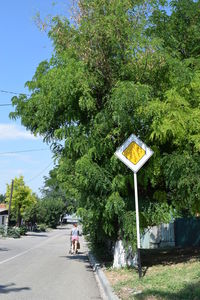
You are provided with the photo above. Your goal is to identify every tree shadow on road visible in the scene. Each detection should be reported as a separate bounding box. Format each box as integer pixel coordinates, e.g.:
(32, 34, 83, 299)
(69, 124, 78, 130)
(56, 226, 68, 230)
(65, 254, 96, 273)
(0, 283, 31, 294)
(64, 253, 89, 261)
(62, 252, 93, 263)
(26, 233, 48, 237)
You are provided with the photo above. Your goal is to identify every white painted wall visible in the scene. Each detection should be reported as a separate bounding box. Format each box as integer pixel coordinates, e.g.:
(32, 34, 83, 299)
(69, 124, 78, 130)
(0, 214, 8, 226)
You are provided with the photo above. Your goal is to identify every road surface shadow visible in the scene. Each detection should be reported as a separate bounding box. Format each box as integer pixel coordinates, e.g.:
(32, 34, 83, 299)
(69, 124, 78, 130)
(56, 226, 68, 230)
(65, 253, 89, 261)
(64, 254, 95, 273)
(26, 233, 48, 237)
(0, 248, 9, 251)
(62, 252, 95, 267)
(0, 283, 31, 294)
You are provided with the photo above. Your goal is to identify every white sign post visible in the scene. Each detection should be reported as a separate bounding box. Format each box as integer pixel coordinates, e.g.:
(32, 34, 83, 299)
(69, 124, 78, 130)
(115, 134, 153, 277)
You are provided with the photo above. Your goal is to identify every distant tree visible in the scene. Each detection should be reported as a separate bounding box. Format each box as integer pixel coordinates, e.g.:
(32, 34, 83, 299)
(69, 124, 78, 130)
(0, 194, 5, 203)
(41, 168, 61, 198)
(38, 197, 65, 228)
(40, 167, 77, 214)
(23, 201, 39, 226)
(5, 176, 37, 226)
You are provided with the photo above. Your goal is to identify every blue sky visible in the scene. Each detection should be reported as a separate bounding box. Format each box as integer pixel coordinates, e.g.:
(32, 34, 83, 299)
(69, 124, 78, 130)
(0, 1, 70, 196)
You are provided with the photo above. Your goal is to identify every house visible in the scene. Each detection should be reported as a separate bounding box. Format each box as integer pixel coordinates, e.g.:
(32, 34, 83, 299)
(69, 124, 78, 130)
(0, 204, 8, 227)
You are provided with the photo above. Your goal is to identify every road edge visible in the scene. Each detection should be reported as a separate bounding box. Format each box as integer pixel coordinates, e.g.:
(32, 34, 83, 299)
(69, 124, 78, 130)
(88, 251, 119, 300)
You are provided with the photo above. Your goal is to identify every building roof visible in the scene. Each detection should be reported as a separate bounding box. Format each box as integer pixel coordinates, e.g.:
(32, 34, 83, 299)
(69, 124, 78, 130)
(0, 203, 7, 209)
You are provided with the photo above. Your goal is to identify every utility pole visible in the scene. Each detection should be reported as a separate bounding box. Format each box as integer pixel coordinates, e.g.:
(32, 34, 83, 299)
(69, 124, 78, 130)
(7, 179, 14, 227)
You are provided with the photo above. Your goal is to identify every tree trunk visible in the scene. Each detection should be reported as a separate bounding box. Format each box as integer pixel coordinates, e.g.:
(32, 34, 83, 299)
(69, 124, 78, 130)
(113, 240, 138, 268)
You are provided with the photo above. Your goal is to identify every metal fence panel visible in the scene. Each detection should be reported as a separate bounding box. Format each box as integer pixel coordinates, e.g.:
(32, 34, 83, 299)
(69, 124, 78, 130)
(175, 218, 200, 247)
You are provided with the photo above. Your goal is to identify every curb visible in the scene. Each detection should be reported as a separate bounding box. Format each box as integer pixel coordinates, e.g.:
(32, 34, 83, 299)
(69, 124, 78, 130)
(88, 251, 119, 300)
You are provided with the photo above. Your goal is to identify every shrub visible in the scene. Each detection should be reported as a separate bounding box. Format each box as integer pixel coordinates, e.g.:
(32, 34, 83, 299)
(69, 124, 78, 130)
(0, 225, 5, 236)
(19, 225, 27, 235)
(7, 227, 21, 238)
(37, 224, 47, 232)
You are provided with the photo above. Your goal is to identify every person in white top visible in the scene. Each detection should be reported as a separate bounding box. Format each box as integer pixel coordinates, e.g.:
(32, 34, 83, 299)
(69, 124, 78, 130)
(70, 223, 79, 254)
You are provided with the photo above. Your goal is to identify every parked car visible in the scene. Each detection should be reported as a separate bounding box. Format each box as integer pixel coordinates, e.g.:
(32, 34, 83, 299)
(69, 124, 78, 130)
(62, 214, 81, 224)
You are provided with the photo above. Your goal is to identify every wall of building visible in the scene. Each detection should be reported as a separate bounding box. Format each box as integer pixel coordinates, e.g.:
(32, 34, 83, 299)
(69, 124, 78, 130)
(0, 214, 8, 227)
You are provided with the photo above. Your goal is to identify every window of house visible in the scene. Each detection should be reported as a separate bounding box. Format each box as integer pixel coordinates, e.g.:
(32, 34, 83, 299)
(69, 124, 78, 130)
(2, 216, 5, 225)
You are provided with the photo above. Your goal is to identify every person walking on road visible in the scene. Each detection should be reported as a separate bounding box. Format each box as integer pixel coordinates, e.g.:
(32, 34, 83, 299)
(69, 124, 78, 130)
(70, 223, 80, 254)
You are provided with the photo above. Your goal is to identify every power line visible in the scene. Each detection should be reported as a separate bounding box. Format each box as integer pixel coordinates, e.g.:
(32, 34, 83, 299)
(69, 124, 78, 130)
(27, 161, 54, 183)
(0, 103, 12, 106)
(0, 148, 49, 156)
(0, 89, 30, 96)
(0, 89, 30, 106)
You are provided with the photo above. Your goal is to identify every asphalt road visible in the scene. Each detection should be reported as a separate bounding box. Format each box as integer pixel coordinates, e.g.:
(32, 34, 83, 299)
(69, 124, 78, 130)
(0, 225, 102, 300)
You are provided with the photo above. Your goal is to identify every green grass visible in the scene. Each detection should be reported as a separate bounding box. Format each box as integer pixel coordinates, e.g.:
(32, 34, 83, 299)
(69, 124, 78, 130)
(105, 258, 200, 300)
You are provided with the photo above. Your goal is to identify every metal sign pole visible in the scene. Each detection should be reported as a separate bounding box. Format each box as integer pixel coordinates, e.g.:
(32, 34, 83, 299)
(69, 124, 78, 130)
(115, 134, 153, 278)
(134, 172, 142, 278)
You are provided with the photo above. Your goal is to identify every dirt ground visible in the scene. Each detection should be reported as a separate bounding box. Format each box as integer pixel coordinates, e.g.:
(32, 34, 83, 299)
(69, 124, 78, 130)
(140, 246, 200, 267)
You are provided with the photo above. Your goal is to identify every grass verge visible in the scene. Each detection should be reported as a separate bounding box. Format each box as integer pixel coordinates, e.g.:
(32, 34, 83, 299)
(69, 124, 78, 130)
(105, 248, 200, 300)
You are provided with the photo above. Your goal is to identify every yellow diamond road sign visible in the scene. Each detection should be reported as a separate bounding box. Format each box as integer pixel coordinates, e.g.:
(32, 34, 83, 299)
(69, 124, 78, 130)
(115, 134, 153, 173)
(123, 142, 146, 165)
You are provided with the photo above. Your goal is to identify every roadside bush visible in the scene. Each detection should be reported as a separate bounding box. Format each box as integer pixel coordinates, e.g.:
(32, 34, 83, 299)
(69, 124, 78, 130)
(19, 225, 27, 235)
(7, 227, 21, 238)
(0, 225, 5, 236)
(37, 224, 47, 232)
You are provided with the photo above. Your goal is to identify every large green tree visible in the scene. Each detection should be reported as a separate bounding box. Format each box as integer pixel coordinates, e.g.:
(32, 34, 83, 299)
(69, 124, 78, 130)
(10, 0, 200, 250)
(143, 0, 200, 215)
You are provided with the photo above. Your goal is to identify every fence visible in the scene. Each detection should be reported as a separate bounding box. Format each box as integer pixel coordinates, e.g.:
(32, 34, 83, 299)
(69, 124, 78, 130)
(141, 218, 200, 249)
